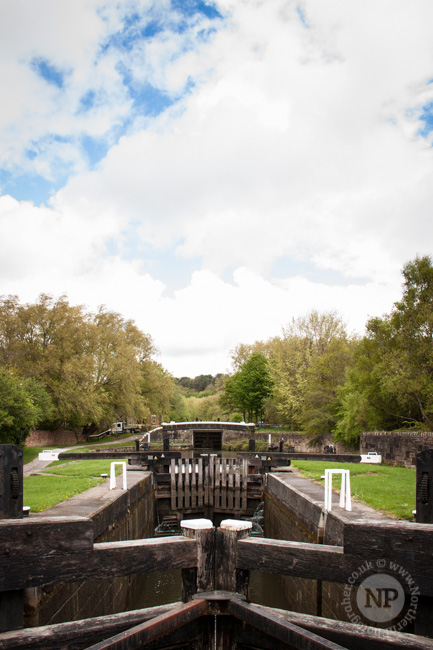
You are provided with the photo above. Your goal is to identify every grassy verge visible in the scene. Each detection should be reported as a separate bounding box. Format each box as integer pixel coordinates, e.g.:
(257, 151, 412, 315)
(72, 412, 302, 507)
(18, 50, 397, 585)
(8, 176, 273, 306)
(24, 458, 126, 513)
(291, 461, 416, 520)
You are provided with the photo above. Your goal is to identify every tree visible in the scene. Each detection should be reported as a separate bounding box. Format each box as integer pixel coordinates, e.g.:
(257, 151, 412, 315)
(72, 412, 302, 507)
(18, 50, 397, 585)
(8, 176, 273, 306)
(270, 311, 349, 429)
(0, 294, 161, 435)
(300, 337, 355, 443)
(221, 353, 273, 422)
(0, 368, 54, 445)
(334, 256, 433, 444)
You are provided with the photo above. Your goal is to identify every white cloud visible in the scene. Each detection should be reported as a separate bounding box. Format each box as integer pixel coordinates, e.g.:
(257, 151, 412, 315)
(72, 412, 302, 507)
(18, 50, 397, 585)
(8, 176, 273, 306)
(1, 0, 433, 375)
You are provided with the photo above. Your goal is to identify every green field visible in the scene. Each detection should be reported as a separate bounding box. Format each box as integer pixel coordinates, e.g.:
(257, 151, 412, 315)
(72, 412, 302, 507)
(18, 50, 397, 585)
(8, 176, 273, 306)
(24, 458, 126, 512)
(291, 461, 416, 520)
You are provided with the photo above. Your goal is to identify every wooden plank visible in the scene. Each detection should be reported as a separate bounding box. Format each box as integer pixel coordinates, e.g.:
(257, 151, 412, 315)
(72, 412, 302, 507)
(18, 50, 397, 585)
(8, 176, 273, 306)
(241, 459, 247, 511)
(0, 537, 197, 592)
(0, 517, 94, 557)
(235, 461, 241, 511)
(197, 458, 203, 508)
(238, 452, 360, 464)
(343, 520, 433, 558)
(0, 604, 182, 650)
(237, 537, 433, 595)
(170, 459, 176, 511)
(84, 599, 208, 650)
(214, 458, 220, 510)
(184, 458, 190, 510)
(204, 458, 209, 507)
(221, 456, 227, 510)
(249, 604, 433, 650)
(228, 459, 234, 511)
(177, 459, 184, 510)
(227, 598, 347, 650)
(209, 457, 215, 508)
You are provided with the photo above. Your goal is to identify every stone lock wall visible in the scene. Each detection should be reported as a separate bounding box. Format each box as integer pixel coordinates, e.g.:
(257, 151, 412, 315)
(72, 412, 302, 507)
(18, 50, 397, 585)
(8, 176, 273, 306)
(361, 431, 433, 468)
(24, 471, 155, 627)
(263, 472, 392, 624)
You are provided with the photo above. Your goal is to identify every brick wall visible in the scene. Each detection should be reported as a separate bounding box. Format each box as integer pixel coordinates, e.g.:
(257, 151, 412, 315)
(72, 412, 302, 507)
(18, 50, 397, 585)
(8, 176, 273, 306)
(26, 429, 86, 446)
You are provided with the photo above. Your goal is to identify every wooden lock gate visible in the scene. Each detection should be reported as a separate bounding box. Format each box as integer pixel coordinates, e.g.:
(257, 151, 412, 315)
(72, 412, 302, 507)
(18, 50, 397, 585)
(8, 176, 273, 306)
(155, 457, 264, 519)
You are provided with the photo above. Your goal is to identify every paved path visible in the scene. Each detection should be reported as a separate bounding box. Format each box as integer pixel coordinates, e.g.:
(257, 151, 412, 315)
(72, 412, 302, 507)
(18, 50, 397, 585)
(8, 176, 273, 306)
(23, 436, 139, 477)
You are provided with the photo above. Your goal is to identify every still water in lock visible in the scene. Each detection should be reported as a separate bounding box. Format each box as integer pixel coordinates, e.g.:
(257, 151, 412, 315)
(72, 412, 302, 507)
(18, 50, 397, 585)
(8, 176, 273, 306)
(133, 569, 290, 610)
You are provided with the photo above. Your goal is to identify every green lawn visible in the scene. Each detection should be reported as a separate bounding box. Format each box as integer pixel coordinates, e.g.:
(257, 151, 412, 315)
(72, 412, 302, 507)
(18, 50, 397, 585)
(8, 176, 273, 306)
(24, 458, 126, 512)
(23, 475, 104, 512)
(291, 461, 416, 520)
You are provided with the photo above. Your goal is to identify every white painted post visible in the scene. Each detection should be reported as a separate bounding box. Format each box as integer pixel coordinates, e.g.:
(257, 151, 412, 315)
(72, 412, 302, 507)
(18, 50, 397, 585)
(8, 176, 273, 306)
(339, 471, 346, 508)
(324, 469, 351, 512)
(110, 462, 127, 490)
(345, 469, 352, 511)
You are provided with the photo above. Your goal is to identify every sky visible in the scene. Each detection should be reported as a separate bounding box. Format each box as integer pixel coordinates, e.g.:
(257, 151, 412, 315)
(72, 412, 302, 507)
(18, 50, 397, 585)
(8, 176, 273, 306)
(1, 0, 433, 378)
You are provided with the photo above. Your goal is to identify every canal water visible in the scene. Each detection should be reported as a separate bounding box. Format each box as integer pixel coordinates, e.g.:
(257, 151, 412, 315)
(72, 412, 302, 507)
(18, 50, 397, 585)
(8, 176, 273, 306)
(132, 569, 289, 610)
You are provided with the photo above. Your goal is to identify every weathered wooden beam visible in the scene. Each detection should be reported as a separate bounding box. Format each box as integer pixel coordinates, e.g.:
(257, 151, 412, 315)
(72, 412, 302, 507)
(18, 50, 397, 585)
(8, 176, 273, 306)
(343, 519, 433, 558)
(0, 517, 94, 557)
(215, 520, 252, 596)
(238, 452, 361, 464)
(83, 599, 208, 650)
(238, 536, 433, 597)
(180, 519, 215, 601)
(249, 604, 433, 650)
(226, 598, 348, 650)
(0, 536, 197, 592)
(0, 604, 182, 650)
(237, 537, 349, 580)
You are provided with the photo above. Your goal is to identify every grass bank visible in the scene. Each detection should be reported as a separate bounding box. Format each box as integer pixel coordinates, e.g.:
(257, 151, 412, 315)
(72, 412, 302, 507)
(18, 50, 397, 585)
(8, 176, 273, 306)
(24, 458, 126, 513)
(291, 461, 416, 520)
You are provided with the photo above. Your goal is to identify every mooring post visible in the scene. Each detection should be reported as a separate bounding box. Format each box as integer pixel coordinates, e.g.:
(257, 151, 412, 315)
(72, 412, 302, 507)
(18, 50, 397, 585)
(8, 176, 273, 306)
(180, 519, 215, 602)
(0, 444, 24, 632)
(216, 519, 252, 596)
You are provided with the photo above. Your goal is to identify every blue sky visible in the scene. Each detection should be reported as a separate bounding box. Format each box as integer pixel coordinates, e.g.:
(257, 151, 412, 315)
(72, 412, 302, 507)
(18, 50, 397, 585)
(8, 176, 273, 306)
(1, 0, 433, 376)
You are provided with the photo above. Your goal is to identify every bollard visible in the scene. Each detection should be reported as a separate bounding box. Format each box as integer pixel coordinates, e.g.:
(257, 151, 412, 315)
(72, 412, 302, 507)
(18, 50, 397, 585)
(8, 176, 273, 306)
(163, 436, 170, 452)
(180, 519, 215, 601)
(248, 439, 255, 452)
(216, 519, 252, 596)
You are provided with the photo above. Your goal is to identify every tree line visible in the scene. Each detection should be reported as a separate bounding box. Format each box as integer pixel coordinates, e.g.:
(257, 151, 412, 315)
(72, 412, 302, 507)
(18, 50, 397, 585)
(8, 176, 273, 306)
(217, 255, 433, 446)
(0, 294, 174, 445)
(2, 255, 432, 447)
